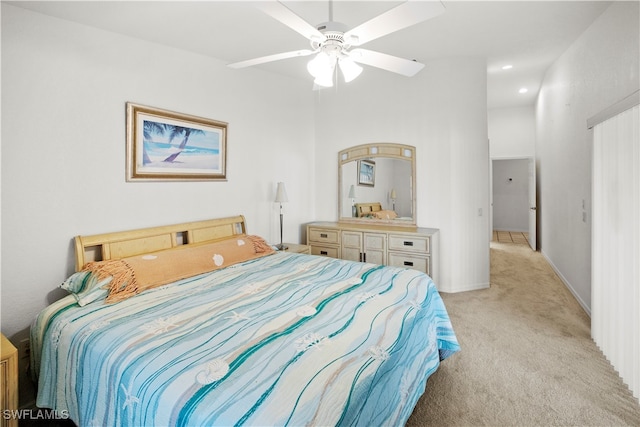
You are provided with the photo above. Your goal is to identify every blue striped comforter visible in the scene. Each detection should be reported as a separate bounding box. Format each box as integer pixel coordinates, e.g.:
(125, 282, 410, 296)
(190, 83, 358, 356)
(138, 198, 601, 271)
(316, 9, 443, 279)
(32, 252, 459, 426)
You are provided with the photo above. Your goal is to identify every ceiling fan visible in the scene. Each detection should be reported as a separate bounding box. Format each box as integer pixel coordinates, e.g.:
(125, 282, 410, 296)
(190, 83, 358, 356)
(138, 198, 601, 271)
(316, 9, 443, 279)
(228, 0, 446, 87)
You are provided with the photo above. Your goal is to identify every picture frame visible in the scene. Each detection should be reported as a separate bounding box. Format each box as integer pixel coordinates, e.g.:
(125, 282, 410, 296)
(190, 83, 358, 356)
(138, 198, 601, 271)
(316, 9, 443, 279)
(358, 159, 376, 187)
(126, 102, 227, 181)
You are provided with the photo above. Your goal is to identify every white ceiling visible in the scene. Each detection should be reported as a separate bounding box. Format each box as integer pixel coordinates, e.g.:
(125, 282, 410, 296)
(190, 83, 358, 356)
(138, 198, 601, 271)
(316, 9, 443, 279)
(9, 0, 612, 109)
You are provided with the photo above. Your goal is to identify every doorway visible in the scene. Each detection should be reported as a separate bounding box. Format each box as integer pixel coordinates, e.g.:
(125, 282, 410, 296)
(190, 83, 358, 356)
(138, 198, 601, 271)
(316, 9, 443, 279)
(490, 157, 536, 250)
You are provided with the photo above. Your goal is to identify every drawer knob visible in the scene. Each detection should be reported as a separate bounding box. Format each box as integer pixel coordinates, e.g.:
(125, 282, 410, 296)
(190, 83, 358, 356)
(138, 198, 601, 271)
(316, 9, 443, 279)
(320, 233, 328, 238)
(404, 261, 414, 266)
(320, 251, 328, 255)
(403, 241, 414, 246)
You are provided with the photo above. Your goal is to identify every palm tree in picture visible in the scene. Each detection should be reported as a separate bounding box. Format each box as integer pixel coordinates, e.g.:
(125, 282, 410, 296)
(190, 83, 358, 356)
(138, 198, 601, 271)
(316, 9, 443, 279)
(142, 121, 167, 165)
(163, 126, 205, 163)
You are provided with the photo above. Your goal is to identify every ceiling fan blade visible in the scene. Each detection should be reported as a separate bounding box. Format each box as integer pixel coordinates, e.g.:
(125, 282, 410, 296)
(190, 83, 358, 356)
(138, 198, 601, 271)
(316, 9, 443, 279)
(349, 48, 425, 77)
(228, 49, 316, 69)
(344, 0, 445, 46)
(256, 1, 325, 42)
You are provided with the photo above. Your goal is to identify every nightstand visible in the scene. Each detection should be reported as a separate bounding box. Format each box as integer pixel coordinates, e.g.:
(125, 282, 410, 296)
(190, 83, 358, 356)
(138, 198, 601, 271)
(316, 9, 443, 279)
(1, 334, 18, 427)
(281, 243, 311, 254)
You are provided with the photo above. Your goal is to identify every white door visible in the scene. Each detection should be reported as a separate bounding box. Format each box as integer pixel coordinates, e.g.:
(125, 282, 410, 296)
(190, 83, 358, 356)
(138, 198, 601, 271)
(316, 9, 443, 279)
(527, 157, 537, 250)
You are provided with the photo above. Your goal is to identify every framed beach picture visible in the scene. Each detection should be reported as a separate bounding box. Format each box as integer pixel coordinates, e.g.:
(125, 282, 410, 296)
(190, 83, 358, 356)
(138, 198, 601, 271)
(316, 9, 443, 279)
(358, 159, 375, 187)
(126, 103, 227, 181)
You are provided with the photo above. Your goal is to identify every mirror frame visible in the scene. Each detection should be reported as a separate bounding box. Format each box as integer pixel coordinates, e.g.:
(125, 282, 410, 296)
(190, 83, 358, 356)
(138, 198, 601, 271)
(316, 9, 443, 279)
(338, 143, 417, 226)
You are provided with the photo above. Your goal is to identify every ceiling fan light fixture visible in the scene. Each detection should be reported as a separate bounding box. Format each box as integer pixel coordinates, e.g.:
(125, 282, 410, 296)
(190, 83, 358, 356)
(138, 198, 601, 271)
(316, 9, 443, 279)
(314, 74, 334, 88)
(308, 52, 336, 87)
(307, 52, 332, 78)
(338, 58, 363, 83)
(235, 0, 445, 90)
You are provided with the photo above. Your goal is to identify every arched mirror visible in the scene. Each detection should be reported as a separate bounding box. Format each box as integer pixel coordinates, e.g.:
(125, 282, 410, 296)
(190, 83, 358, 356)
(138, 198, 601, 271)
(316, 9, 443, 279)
(338, 143, 416, 226)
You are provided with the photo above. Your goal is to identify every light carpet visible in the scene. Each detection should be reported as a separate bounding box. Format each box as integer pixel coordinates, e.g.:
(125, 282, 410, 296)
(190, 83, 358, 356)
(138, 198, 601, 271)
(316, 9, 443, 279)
(407, 241, 640, 426)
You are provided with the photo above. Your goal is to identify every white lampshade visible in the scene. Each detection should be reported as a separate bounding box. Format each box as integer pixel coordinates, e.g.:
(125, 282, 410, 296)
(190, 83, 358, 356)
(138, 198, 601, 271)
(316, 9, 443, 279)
(348, 185, 356, 199)
(338, 58, 363, 83)
(307, 53, 331, 78)
(314, 74, 334, 88)
(275, 182, 288, 203)
(308, 53, 335, 88)
(390, 189, 397, 199)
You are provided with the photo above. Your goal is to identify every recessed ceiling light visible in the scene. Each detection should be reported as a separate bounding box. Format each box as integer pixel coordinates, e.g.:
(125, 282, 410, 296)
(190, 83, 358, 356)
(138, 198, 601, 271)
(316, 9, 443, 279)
(501, 65, 513, 70)
(519, 87, 528, 94)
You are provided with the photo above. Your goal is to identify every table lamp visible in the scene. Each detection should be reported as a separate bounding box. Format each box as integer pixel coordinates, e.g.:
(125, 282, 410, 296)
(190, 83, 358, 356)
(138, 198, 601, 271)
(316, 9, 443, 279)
(275, 182, 288, 250)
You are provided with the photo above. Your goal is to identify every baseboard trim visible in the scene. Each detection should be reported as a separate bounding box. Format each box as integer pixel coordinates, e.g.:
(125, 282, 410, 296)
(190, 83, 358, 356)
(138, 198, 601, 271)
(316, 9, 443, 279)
(541, 250, 591, 317)
(439, 282, 490, 293)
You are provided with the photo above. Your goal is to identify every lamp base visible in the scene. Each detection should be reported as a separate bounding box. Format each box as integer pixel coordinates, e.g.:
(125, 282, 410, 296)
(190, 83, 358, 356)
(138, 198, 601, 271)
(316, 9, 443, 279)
(275, 243, 288, 251)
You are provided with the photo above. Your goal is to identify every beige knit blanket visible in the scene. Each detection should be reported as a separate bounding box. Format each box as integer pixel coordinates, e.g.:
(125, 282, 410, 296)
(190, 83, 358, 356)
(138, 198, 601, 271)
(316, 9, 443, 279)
(82, 235, 274, 303)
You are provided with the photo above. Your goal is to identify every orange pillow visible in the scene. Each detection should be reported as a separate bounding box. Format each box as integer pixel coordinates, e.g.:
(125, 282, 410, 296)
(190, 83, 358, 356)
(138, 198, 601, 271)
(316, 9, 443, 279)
(372, 210, 398, 220)
(81, 235, 274, 303)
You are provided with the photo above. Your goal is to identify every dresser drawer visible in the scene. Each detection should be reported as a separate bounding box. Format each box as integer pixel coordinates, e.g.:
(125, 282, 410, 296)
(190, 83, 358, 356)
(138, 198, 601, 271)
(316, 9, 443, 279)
(388, 252, 430, 275)
(309, 228, 340, 245)
(388, 234, 430, 254)
(310, 245, 340, 258)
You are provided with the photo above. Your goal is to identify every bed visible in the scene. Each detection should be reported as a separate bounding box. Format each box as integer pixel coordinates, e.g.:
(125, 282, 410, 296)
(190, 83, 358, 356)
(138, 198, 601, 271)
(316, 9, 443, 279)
(355, 202, 398, 220)
(31, 215, 459, 426)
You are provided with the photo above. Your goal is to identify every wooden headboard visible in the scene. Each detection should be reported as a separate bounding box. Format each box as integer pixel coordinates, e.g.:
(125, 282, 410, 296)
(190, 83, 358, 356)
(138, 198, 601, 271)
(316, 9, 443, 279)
(355, 202, 383, 217)
(74, 215, 247, 271)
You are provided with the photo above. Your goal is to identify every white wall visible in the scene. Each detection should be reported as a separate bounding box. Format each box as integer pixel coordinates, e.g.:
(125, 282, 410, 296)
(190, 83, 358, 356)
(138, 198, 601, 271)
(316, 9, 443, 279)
(492, 159, 529, 232)
(1, 5, 315, 341)
(536, 1, 640, 312)
(313, 58, 490, 293)
(488, 106, 535, 159)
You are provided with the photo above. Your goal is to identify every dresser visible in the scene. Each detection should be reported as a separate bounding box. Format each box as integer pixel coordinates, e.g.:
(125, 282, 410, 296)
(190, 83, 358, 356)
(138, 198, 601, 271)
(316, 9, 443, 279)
(1, 334, 18, 427)
(306, 222, 439, 284)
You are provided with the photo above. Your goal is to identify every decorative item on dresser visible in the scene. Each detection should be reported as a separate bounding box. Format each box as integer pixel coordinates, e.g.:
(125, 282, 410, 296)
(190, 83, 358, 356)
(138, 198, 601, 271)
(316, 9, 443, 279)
(1, 334, 18, 427)
(306, 221, 439, 285)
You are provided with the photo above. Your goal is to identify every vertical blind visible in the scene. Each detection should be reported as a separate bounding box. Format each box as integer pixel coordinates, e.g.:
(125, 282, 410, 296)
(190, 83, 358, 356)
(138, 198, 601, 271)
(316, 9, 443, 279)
(591, 98, 639, 401)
